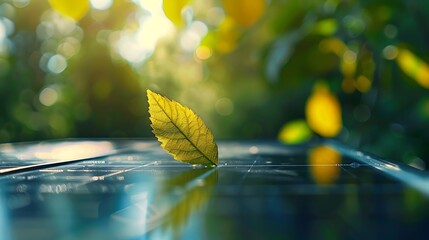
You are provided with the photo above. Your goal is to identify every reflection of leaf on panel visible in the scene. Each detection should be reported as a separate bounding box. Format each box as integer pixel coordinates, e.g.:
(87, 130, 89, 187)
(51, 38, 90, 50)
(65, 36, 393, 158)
(147, 89, 218, 166)
(155, 168, 218, 237)
(109, 169, 217, 238)
(308, 145, 341, 185)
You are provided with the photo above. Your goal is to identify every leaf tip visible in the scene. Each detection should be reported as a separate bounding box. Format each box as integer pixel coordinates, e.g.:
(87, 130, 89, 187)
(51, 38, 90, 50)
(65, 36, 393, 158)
(146, 89, 155, 97)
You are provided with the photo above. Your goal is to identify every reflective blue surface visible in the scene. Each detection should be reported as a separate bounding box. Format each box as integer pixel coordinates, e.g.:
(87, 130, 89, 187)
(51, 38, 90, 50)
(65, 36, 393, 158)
(0, 140, 428, 239)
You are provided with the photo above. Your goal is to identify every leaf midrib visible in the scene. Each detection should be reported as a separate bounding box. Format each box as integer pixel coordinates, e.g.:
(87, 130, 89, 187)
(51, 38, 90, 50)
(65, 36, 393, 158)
(152, 95, 215, 165)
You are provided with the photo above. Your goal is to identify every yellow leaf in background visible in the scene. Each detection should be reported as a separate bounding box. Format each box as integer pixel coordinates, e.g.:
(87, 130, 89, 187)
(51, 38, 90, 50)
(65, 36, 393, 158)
(147, 90, 218, 166)
(222, 0, 265, 27)
(309, 146, 341, 185)
(215, 17, 239, 53)
(396, 48, 429, 89)
(278, 120, 312, 144)
(163, 0, 190, 27)
(306, 84, 342, 137)
(49, 0, 89, 21)
(319, 38, 346, 56)
(341, 50, 357, 77)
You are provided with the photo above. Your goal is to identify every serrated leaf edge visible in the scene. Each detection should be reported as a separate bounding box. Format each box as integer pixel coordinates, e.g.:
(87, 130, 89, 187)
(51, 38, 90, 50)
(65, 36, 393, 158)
(147, 89, 218, 166)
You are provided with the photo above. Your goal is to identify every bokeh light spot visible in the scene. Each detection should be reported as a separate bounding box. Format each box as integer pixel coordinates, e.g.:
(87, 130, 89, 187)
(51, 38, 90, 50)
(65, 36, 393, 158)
(356, 75, 371, 93)
(206, 7, 225, 26)
(343, 50, 356, 63)
(57, 38, 81, 59)
(90, 0, 113, 11)
(180, 21, 208, 51)
(0, 21, 5, 40)
(0, 4, 15, 20)
(353, 104, 371, 122)
(0, 18, 14, 38)
(189, 21, 208, 37)
(215, 98, 234, 116)
(12, 0, 30, 8)
(383, 45, 398, 60)
(384, 24, 397, 39)
(249, 146, 259, 154)
(180, 30, 200, 51)
(341, 50, 357, 77)
(195, 45, 212, 60)
(47, 54, 67, 74)
(39, 87, 59, 107)
(343, 15, 365, 36)
(36, 22, 54, 40)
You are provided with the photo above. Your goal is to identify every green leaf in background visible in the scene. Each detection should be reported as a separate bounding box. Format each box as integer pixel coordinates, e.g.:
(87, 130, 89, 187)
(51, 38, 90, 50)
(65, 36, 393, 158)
(278, 119, 312, 144)
(147, 89, 218, 166)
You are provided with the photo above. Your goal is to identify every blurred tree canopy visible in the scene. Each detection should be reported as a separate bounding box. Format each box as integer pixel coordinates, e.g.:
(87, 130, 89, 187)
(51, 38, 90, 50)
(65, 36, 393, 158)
(0, 0, 428, 169)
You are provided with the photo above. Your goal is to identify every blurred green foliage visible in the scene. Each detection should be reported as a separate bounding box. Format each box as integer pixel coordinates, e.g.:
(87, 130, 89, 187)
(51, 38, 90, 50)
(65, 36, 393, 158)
(0, 0, 429, 169)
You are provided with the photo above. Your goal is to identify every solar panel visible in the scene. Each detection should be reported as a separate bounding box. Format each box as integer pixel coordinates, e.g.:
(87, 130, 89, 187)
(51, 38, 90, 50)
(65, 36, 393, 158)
(0, 140, 428, 239)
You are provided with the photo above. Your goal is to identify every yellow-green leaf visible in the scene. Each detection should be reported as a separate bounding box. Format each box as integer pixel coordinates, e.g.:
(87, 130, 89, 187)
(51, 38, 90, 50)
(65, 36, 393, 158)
(396, 48, 429, 89)
(147, 89, 218, 166)
(278, 119, 312, 144)
(49, 0, 89, 21)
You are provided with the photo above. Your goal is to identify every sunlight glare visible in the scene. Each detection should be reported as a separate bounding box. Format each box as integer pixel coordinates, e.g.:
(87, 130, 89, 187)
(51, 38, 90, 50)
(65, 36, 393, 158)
(116, 0, 173, 64)
(180, 21, 208, 51)
(135, 0, 159, 12)
(32, 141, 114, 161)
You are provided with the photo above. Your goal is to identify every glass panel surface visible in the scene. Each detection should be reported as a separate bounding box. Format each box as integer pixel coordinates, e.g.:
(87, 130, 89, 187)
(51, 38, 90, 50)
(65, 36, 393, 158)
(0, 140, 428, 240)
